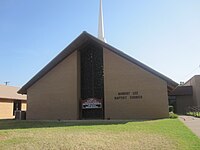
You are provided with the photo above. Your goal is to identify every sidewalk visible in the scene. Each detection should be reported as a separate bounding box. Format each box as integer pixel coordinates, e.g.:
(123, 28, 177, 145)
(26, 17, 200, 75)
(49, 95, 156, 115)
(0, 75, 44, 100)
(179, 115, 200, 138)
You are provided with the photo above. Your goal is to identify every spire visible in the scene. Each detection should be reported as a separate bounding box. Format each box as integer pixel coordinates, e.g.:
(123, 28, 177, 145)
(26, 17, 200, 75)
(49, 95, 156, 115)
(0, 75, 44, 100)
(98, 0, 105, 42)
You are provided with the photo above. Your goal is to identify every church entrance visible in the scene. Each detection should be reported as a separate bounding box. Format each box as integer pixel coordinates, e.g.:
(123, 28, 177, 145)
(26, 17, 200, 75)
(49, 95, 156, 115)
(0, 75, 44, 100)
(80, 43, 104, 119)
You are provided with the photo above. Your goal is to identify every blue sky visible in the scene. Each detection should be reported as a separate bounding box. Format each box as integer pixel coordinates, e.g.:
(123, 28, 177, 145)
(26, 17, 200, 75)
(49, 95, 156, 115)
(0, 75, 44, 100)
(0, 0, 200, 87)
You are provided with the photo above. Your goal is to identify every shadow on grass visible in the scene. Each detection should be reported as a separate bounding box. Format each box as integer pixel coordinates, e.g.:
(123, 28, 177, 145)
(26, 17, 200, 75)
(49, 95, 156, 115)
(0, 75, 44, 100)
(0, 119, 136, 130)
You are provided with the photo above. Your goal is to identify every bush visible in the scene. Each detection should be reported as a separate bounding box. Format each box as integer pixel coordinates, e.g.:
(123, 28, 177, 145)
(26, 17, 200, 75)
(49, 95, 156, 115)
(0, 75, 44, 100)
(169, 112, 178, 119)
(187, 111, 200, 118)
(169, 106, 174, 112)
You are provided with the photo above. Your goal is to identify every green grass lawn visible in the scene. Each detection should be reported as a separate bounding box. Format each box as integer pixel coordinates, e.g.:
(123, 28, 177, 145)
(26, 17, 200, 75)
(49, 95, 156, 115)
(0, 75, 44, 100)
(0, 119, 199, 150)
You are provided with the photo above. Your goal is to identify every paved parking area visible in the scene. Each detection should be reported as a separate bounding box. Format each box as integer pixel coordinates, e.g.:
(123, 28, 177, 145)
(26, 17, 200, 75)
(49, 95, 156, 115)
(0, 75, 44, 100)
(179, 115, 200, 138)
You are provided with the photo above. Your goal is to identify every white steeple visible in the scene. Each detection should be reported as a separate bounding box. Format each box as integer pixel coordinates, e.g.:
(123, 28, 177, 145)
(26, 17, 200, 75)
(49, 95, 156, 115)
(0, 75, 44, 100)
(98, 0, 105, 42)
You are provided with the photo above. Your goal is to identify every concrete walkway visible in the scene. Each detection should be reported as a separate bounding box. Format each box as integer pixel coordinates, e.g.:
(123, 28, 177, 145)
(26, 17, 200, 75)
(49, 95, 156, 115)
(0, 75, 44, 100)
(179, 115, 200, 138)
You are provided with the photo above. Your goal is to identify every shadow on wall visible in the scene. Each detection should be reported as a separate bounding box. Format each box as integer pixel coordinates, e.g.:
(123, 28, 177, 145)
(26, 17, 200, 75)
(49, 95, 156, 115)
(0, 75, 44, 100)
(0, 119, 143, 130)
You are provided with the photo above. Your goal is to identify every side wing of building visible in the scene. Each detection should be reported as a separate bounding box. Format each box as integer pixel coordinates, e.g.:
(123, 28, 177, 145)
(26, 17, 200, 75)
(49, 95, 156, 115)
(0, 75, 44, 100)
(185, 75, 200, 107)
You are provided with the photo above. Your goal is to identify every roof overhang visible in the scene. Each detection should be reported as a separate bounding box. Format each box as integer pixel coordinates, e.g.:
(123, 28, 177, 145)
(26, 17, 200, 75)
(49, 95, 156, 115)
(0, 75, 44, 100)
(18, 31, 178, 94)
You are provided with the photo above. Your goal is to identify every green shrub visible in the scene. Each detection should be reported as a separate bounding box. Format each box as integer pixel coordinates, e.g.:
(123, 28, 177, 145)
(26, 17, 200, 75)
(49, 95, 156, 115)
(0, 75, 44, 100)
(187, 112, 200, 117)
(169, 106, 174, 112)
(169, 112, 178, 119)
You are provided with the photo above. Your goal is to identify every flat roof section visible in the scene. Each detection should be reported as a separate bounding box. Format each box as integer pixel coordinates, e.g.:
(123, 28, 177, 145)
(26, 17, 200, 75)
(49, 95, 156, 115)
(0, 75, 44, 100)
(169, 86, 193, 96)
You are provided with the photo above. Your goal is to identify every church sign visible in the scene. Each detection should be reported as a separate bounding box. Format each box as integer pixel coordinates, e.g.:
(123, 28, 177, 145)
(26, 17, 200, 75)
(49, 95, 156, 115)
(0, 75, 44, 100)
(114, 91, 143, 100)
(82, 98, 102, 109)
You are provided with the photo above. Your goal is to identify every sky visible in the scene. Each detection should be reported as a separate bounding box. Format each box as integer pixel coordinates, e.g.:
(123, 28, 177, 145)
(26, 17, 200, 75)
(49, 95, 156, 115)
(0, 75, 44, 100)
(0, 0, 200, 87)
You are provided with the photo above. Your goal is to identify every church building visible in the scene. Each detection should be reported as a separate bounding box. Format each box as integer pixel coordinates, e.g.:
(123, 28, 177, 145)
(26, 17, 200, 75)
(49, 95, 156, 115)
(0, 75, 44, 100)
(18, 0, 178, 120)
(18, 31, 177, 120)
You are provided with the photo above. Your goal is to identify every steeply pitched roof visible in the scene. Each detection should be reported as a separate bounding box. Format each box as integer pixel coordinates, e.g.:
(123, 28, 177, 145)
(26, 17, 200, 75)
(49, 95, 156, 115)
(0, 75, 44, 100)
(0, 84, 26, 100)
(18, 31, 178, 94)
